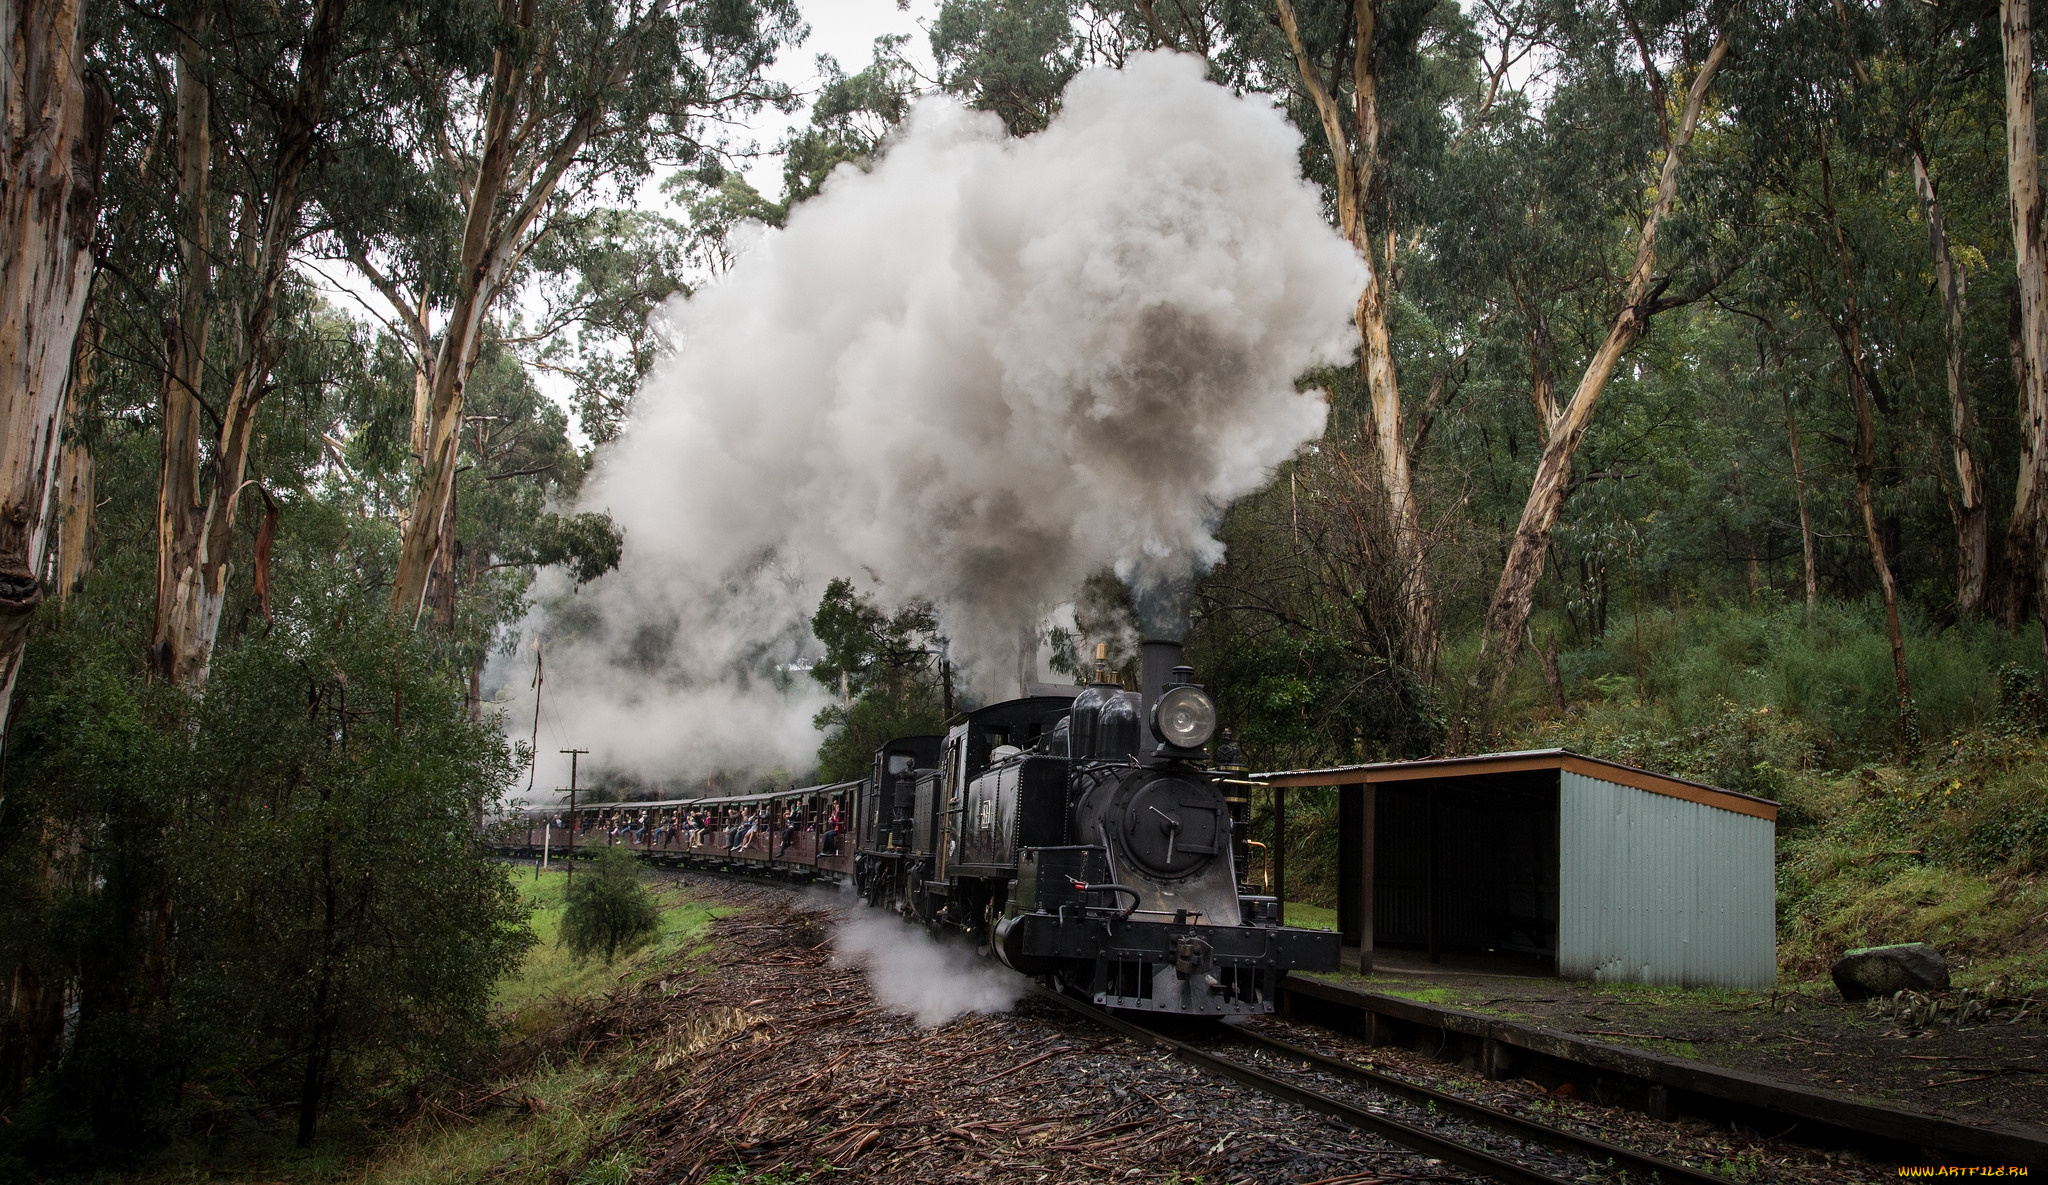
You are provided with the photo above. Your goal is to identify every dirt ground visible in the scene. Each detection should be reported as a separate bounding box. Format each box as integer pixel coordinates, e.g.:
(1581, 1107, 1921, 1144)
(1304, 951, 2047, 1137)
(514, 880, 1917, 1183)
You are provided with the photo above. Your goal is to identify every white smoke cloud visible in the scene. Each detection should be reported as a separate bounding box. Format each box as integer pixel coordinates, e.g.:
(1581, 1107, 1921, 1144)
(514, 51, 1364, 788)
(832, 911, 1024, 1026)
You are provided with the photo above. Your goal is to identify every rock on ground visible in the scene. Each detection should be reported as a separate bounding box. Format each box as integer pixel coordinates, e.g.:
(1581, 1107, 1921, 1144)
(1831, 943, 1951, 1001)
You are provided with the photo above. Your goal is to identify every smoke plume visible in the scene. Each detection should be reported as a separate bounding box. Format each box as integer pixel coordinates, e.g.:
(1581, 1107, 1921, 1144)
(511, 52, 1364, 787)
(832, 911, 1024, 1027)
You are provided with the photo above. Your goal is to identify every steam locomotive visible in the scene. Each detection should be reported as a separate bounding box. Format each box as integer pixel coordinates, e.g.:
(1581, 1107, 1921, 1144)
(499, 640, 1339, 1016)
(856, 640, 1337, 1015)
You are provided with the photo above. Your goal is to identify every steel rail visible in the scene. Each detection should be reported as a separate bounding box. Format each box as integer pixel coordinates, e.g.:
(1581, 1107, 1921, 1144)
(1222, 1025, 1727, 1185)
(1032, 986, 1573, 1185)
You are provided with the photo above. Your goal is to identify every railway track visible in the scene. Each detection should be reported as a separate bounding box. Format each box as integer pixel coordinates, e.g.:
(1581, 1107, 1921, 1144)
(1034, 985, 1729, 1185)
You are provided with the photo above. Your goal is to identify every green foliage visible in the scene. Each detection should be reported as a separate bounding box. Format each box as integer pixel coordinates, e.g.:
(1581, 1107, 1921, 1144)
(813, 682, 950, 784)
(527, 207, 692, 445)
(808, 578, 943, 700)
(503, 870, 726, 1015)
(808, 579, 949, 782)
(561, 847, 661, 965)
(1044, 570, 1140, 686)
(519, 512, 626, 586)
(1530, 603, 2036, 782)
(933, 0, 1080, 136)
(783, 36, 919, 203)
(668, 170, 790, 275)
(1185, 451, 1445, 770)
(1771, 740, 2048, 988)
(0, 555, 532, 1164)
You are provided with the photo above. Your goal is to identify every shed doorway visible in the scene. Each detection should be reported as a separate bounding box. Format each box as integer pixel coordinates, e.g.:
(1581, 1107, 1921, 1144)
(1337, 771, 1560, 972)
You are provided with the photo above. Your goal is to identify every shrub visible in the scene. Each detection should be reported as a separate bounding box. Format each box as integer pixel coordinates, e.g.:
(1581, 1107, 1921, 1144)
(0, 563, 534, 1162)
(561, 846, 660, 964)
(1543, 602, 2037, 774)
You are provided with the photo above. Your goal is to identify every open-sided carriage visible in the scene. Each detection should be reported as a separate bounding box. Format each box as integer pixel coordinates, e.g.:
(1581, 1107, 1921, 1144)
(497, 781, 860, 883)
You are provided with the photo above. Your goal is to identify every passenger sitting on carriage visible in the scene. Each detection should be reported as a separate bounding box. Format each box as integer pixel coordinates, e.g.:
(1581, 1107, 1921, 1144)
(821, 803, 843, 856)
(777, 808, 800, 857)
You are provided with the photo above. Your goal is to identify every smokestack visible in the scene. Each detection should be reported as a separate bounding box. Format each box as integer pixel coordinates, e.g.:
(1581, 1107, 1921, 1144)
(1139, 638, 1182, 745)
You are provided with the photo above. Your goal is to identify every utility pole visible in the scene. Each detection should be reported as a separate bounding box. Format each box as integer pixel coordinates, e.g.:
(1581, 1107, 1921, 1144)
(938, 635, 954, 717)
(561, 748, 589, 880)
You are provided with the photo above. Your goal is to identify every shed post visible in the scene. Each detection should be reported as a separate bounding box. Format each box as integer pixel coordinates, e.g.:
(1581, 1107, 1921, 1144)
(1359, 783, 1376, 975)
(1339, 782, 1377, 972)
(1425, 791, 1438, 963)
(1339, 785, 1360, 944)
(1273, 786, 1287, 926)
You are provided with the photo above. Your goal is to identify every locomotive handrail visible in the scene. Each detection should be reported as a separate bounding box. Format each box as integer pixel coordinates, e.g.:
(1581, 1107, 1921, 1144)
(1066, 878, 1141, 918)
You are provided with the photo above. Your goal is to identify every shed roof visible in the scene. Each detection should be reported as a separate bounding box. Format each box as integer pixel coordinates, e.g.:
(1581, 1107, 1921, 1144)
(1248, 748, 1777, 822)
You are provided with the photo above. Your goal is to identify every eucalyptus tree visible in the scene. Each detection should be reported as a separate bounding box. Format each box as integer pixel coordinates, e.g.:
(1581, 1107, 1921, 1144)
(1266, 0, 1467, 675)
(809, 577, 947, 781)
(327, 0, 802, 626)
(0, 0, 108, 734)
(2003, 0, 2048, 652)
(933, 0, 1083, 134)
(525, 205, 690, 445)
(116, 0, 374, 688)
(1818, 0, 2004, 618)
(1456, 2, 1737, 736)
(782, 36, 921, 203)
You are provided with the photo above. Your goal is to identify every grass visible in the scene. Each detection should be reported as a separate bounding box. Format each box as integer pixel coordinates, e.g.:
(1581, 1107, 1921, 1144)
(497, 868, 732, 1021)
(700, 1165, 838, 1184)
(354, 869, 739, 1185)
(355, 1061, 637, 1185)
(1361, 985, 1462, 1004)
(1772, 751, 2048, 988)
(117, 866, 735, 1185)
(1282, 901, 1337, 931)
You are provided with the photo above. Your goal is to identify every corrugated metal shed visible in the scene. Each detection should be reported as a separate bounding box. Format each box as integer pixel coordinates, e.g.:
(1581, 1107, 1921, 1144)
(1248, 749, 1778, 990)
(1557, 770, 1776, 989)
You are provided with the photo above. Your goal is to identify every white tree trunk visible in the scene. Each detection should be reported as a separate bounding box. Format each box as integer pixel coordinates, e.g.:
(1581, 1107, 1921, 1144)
(1461, 33, 1728, 734)
(0, 0, 108, 736)
(2004, 0, 2048, 654)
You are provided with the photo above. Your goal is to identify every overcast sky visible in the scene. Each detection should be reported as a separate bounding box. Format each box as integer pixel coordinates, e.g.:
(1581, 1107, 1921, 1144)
(734, 0, 941, 198)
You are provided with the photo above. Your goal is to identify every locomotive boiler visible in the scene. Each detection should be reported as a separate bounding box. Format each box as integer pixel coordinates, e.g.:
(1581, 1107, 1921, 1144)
(853, 639, 1338, 1015)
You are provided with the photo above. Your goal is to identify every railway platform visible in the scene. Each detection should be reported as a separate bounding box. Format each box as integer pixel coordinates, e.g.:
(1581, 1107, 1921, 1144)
(1280, 956, 2048, 1168)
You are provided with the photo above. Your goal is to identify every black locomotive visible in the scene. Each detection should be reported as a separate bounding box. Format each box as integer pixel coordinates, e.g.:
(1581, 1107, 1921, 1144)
(852, 639, 1338, 1015)
(497, 640, 1339, 1016)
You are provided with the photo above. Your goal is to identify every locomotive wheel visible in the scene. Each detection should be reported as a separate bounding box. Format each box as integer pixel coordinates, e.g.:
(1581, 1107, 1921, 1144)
(1049, 966, 1097, 1003)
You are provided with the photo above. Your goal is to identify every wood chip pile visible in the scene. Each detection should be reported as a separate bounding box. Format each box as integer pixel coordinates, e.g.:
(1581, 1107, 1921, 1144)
(556, 883, 1471, 1184)
(503, 879, 1936, 1184)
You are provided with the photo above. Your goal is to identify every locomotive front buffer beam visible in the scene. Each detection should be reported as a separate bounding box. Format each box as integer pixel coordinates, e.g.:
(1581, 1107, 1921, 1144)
(996, 910, 1340, 1016)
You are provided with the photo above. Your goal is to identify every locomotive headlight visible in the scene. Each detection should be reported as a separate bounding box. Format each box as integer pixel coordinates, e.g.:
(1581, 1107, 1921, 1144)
(1151, 685, 1218, 750)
